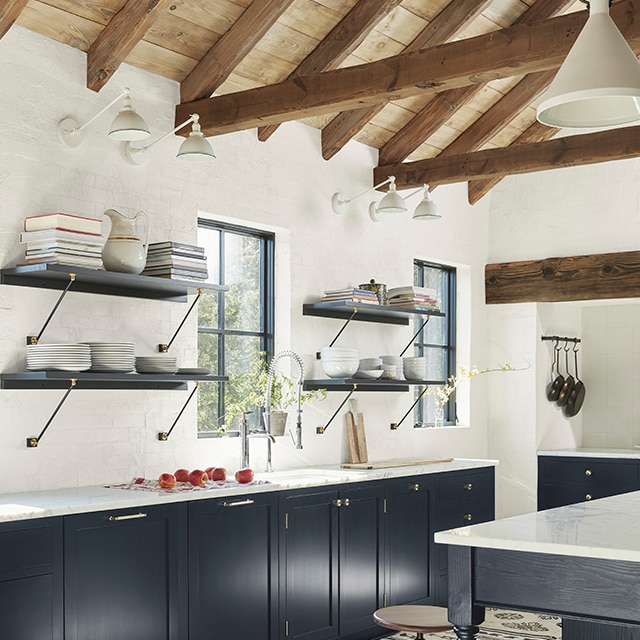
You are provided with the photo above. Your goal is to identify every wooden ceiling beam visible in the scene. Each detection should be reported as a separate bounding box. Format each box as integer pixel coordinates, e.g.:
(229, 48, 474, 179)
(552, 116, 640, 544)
(87, 0, 172, 92)
(467, 122, 558, 205)
(321, 0, 493, 160)
(181, 1, 635, 137)
(257, 0, 403, 142)
(374, 125, 640, 189)
(0, 0, 28, 39)
(378, 0, 575, 166)
(180, 0, 296, 104)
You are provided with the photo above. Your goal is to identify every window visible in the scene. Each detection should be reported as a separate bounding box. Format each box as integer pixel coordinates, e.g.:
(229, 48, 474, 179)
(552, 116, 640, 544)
(196, 219, 274, 436)
(413, 260, 456, 427)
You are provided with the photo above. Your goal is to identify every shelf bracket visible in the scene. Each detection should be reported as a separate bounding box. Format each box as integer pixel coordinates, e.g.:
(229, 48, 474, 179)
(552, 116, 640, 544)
(390, 386, 429, 430)
(316, 384, 357, 433)
(27, 273, 76, 345)
(158, 381, 200, 440)
(399, 316, 431, 357)
(316, 307, 359, 358)
(26, 378, 77, 447)
(158, 288, 203, 352)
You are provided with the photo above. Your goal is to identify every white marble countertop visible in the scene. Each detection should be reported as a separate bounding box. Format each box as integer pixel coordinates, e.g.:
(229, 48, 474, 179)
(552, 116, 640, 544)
(435, 490, 640, 562)
(0, 458, 496, 523)
(538, 448, 640, 459)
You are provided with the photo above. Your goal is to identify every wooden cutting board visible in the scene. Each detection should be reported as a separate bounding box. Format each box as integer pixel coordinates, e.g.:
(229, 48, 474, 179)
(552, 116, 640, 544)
(341, 457, 454, 470)
(345, 411, 368, 463)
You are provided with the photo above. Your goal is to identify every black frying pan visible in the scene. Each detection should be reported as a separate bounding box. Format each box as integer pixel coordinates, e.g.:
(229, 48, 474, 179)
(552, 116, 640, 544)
(556, 345, 575, 407)
(546, 341, 564, 402)
(564, 347, 586, 418)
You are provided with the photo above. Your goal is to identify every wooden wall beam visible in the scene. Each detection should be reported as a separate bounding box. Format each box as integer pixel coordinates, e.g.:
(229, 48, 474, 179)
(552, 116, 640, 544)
(485, 251, 640, 304)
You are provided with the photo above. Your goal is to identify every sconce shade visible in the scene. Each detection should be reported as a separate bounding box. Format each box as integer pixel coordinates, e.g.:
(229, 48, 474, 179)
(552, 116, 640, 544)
(176, 120, 215, 160)
(108, 108, 151, 141)
(537, 0, 640, 128)
(376, 181, 407, 214)
(412, 186, 441, 220)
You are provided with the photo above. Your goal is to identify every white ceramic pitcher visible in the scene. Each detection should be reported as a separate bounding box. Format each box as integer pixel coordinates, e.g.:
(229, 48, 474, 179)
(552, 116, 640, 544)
(102, 209, 149, 275)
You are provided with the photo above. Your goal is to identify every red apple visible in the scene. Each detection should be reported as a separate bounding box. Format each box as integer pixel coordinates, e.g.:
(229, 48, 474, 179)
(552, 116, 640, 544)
(211, 467, 226, 481)
(235, 467, 254, 484)
(205, 467, 214, 480)
(189, 469, 208, 487)
(175, 468, 190, 483)
(158, 472, 176, 489)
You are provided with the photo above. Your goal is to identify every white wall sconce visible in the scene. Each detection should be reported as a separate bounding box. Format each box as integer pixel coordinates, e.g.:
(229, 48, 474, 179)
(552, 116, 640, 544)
(332, 176, 407, 216)
(122, 113, 215, 165)
(370, 184, 441, 222)
(537, 0, 640, 128)
(57, 87, 150, 148)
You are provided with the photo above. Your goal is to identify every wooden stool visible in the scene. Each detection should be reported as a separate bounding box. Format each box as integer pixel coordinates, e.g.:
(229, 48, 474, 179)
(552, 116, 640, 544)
(373, 605, 453, 640)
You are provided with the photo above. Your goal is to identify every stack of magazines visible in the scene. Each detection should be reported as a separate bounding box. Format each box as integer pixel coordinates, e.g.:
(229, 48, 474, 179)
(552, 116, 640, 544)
(19, 213, 104, 269)
(387, 286, 440, 311)
(142, 241, 208, 281)
(321, 287, 380, 305)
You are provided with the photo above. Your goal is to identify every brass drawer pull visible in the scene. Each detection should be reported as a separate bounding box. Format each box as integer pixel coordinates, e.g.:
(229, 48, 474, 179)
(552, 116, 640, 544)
(463, 513, 473, 521)
(464, 483, 473, 491)
(108, 512, 147, 521)
(585, 494, 592, 501)
(222, 499, 255, 507)
(343, 498, 350, 506)
(332, 499, 343, 507)
(409, 483, 420, 492)
(585, 469, 593, 477)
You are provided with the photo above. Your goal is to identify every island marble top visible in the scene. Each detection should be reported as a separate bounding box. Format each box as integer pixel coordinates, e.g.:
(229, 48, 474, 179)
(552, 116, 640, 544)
(435, 490, 640, 563)
(0, 458, 496, 523)
(537, 447, 640, 459)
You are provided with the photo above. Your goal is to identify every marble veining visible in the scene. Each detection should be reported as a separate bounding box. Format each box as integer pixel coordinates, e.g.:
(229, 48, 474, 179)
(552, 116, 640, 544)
(435, 490, 640, 563)
(0, 458, 496, 523)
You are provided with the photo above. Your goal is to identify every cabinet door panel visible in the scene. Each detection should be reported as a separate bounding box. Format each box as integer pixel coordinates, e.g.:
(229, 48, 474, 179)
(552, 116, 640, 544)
(189, 494, 277, 640)
(339, 484, 384, 635)
(280, 489, 339, 640)
(64, 504, 186, 640)
(386, 478, 431, 606)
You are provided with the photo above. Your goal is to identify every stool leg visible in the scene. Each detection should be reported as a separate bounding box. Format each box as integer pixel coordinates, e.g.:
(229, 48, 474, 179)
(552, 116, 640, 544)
(416, 634, 424, 640)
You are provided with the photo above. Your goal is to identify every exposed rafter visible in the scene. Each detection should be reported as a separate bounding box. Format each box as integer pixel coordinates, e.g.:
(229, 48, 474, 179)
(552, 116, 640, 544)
(321, 0, 492, 160)
(374, 125, 640, 188)
(0, 0, 28, 39)
(257, 0, 403, 142)
(87, 0, 172, 92)
(180, 0, 296, 104)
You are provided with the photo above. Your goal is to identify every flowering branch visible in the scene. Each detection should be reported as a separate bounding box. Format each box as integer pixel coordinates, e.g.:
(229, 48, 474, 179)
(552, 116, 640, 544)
(428, 364, 514, 407)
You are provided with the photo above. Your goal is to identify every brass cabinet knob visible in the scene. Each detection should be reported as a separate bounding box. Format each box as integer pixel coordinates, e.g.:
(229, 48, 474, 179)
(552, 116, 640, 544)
(343, 498, 350, 507)
(409, 483, 420, 492)
(464, 483, 473, 491)
(463, 513, 473, 521)
(585, 494, 592, 500)
(585, 469, 593, 476)
(332, 499, 342, 507)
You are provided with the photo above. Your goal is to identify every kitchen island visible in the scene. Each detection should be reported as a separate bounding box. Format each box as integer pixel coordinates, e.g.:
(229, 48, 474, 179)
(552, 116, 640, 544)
(435, 491, 640, 639)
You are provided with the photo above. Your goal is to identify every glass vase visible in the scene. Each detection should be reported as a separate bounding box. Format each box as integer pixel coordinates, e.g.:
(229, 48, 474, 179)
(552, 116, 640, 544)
(434, 404, 445, 428)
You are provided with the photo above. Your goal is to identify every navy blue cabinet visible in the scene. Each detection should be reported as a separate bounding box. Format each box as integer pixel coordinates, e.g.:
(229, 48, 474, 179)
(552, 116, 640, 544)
(189, 493, 278, 640)
(64, 503, 187, 640)
(279, 482, 384, 640)
(0, 517, 63, 640)
(538, 456, 640, 510)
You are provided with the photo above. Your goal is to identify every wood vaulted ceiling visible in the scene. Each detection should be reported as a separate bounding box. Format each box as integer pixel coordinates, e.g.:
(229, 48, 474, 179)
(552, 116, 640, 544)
(6, 0, 640, 203)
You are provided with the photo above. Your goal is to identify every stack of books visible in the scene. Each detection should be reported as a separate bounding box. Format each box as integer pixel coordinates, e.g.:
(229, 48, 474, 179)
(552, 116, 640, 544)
(19, 213, 104, 269)
(387, 286, 440, 311)
(142, 241, 208, 281)
(321, 287, 380, 305)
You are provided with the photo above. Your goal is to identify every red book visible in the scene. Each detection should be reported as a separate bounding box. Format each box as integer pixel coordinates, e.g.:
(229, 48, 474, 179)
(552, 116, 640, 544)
(24, 213, 102, 235)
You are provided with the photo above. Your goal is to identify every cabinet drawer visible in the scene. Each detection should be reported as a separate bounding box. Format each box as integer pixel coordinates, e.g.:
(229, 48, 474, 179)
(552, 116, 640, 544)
(0, 520, 56, 576)
(433, 499, 494, 531)
(538, 482, 638, 510)
(539, 457, 639, 485)
(436, 468, 495, 502)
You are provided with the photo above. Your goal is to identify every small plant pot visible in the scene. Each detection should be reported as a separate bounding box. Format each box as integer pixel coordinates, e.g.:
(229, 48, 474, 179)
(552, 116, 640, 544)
(265, 411, 288, 436)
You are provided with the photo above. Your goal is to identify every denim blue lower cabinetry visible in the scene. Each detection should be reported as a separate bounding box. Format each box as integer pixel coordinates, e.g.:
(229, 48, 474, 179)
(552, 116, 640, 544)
(0, 466, 495, 640)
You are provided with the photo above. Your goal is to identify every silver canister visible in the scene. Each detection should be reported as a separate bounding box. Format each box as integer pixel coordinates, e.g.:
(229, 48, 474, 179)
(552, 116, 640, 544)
(359, 279, 387, 305)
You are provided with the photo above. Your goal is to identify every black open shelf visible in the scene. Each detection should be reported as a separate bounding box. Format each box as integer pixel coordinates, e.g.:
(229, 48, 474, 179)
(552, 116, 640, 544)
(1, 264, 227, 302)
(1, 371, 228, 390)
(304, 378, 440, 392)
(302, 301, 444, 325)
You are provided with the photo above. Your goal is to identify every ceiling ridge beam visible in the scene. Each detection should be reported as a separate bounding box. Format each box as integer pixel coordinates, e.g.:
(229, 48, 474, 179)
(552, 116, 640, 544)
(0, 0, 28, 39)
(257, 0, 404, 143)
(374, 125, 640, 189)
(180, 0, 296, 104)
(87, 0, 172, 92)
(320, 0, 493, 160)
(377, 0, 576, 166)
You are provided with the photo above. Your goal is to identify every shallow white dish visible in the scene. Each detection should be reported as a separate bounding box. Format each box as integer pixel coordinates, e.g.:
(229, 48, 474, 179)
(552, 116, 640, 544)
(354, 369, 384, 379)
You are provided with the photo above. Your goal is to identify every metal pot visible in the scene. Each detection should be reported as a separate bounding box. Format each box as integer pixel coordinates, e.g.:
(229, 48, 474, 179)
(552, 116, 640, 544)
(556, 344, 575, 407)
(564, 347, 586, 418)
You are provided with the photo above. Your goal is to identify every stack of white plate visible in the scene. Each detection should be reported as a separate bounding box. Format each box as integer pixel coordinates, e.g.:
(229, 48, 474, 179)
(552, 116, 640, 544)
(135, 355, 178, 374)
(380, 355, 404, 380)
(84, 342, 136, 372)
(26, 343, 91, 371)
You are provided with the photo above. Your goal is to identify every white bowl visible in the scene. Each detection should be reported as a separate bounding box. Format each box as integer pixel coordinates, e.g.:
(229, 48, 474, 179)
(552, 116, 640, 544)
(321, 358, 359, 378)
(321, 346, 358, 359)
(359, 357, 382, 368)
(354, 369, 384, 379)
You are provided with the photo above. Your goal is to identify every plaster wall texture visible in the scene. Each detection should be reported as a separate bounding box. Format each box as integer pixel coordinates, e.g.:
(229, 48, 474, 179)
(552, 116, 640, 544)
(0, 27, 492, 495)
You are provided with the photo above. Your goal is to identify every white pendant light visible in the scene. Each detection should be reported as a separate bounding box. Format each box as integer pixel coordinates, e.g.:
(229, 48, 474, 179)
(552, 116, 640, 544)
(537, 0, 640, 128)
(412, 185, 441, 220)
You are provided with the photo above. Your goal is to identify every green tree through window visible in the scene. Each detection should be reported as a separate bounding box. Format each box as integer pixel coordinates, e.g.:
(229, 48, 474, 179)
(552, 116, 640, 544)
(197, 220, 274, 436)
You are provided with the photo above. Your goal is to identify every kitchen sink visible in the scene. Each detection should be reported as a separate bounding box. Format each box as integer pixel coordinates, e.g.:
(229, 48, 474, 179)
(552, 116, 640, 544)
(256, 467, 370, 487)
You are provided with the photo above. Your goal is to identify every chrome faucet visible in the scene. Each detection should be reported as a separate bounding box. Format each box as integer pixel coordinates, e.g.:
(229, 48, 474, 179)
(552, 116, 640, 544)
(265, 350, 305, 472)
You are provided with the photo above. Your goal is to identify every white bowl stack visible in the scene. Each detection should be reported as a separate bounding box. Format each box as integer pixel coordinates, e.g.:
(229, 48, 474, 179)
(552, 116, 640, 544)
(354, 357, 383, 379)
(320, 347, 359, 378)
(380, 355, 403, 380)
(402, 356, 428, 381)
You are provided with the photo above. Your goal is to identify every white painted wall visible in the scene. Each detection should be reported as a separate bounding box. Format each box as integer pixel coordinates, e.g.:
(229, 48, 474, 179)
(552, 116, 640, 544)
(0, 28, 494, 495)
